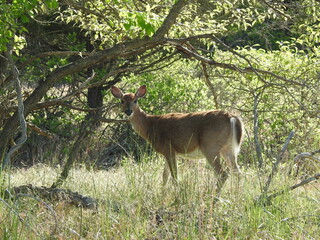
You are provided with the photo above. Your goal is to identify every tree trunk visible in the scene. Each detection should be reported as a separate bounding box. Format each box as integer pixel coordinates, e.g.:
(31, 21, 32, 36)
(52, 81, 104, 187)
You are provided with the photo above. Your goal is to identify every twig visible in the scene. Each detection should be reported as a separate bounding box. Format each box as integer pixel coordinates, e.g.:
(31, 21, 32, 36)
(294, 151, 320, 176)
(201, 62, 219, 109)
(27, 122, 54, 139)
(166, 38, 306, 87)
(98, 117, 129, 123)
(262, 130, 295, 194)
(0, 196, 37, 235)
(32, 67, 134, 111)
(265, 173, 320, 202)
(253, 93, 263, 169)
(15, 193, 58, 236)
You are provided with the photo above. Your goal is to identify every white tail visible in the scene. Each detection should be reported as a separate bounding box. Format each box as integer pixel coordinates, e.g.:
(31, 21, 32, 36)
(111, 85, 244, 194)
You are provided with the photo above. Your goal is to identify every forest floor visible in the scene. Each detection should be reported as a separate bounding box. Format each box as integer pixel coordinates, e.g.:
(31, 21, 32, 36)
(1, 157, 319, 239)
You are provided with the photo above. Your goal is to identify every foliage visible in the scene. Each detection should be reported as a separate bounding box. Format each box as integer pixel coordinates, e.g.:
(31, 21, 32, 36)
(0, 0, 58, 51)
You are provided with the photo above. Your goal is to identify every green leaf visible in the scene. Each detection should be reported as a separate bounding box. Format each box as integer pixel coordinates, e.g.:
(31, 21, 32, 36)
(136, 14, 146, 28)
(21, 14, 29, 23)
(145, 23, 155, 36)
(124, 22, 132, 30)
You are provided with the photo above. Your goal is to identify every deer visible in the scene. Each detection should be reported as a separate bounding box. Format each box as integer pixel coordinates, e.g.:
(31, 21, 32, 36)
(111, 85, 244, 195)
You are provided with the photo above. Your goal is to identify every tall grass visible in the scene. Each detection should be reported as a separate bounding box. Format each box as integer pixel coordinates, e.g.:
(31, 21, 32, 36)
(1, 157, 319, 239)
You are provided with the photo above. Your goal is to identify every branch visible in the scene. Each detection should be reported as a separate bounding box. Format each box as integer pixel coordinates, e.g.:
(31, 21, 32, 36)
(153, 0, 189, 39)
(201, 62, 219, 109)
(258, 0, 291, 19)
(294, 151, 320, 176)
(166, 38, 306, 87)
(31, 67, 134, 111)
(262, 130, 295, 194)
(2, 51, 27, 169)
(20, 51, 90, 68)
(98, 117, 129, 123)
(263, 173, 320, 203)
(10, 184, 101, 209)
(27, 122, 54, 139)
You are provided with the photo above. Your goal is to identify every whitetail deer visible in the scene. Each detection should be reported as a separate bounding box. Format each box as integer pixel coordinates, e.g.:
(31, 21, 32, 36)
(111, 85, 243, 194)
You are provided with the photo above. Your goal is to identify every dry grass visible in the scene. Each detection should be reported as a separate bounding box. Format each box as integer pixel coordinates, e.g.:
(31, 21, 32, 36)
(1, 157, 319, 239)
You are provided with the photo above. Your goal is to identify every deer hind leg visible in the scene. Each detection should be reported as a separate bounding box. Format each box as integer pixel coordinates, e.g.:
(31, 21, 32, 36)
(162, 162, 170, 186)
(221, 147, 241, 174)
(202, 148, 228, 196)
(162, 147, 178, 184)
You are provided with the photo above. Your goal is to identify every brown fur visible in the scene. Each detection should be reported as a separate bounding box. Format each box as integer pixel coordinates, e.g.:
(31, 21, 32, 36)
(111, 85, 244, 194)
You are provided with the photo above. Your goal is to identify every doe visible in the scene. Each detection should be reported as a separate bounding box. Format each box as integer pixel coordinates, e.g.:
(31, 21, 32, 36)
(111, 85, 243, 194)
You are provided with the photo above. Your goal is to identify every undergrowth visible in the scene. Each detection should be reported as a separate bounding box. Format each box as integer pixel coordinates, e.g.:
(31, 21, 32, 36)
(0, 158, 319, 239)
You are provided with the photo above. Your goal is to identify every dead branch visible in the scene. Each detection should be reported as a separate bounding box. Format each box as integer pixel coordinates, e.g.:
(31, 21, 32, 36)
(15, 193, 58, 236)
(27, 122, 54, 139)
(262, 130, 295, 194)
(294, 150, 320, 176)
(0, 196, 31, 229)
(9, 184, 101, 209)
(294, 151, 320, 163)
(265, 173, 320, 202)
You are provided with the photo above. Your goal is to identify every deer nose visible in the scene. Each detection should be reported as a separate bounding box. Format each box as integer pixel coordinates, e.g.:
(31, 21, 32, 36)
(125, 109, 132, 116)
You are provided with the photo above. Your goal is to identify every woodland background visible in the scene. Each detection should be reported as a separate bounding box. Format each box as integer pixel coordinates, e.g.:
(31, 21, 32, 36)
(0, 0, 319, 239)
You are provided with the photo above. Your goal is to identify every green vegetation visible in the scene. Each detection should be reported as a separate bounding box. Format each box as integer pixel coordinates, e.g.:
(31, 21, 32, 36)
(0, 0, 319, 238)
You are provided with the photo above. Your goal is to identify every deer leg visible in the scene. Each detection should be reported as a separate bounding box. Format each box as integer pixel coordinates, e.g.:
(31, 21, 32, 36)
(162, 162, 170, 186)
(221, 150, 242, 192)
(202, 149, 228, 196)
(222, 150, 241, 174)
(163, 149, 177, 184)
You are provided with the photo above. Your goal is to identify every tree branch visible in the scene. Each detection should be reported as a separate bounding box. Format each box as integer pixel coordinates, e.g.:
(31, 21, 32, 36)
(20, 51, 90, 68)
(1, 51, 27, 169)
(153, 0, 189, 39)
(262, 130, 295, 194)
(201, 62, 219, 109)
(263, 173, 320, 203)
(166, 38, 306, 87)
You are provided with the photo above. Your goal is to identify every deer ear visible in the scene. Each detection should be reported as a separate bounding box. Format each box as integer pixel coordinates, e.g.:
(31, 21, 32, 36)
(111, 86, 123, 99)
(136, 85, 146, 98)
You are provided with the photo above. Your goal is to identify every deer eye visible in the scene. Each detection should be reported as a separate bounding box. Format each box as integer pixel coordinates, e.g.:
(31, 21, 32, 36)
(134, 100, 137, 104)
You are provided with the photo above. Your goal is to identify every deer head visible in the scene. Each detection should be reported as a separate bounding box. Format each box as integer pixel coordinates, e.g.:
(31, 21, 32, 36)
(111, 85, 146, 117)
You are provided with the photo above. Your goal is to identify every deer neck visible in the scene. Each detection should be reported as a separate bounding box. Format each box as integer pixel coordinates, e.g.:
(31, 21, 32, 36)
(129, 107, 150, 140)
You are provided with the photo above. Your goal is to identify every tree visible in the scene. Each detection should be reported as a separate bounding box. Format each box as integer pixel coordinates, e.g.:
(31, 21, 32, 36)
(0, 0, 319, 180)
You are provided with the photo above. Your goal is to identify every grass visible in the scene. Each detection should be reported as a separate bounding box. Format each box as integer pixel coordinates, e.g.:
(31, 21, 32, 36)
(0, 157, 319, 239)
